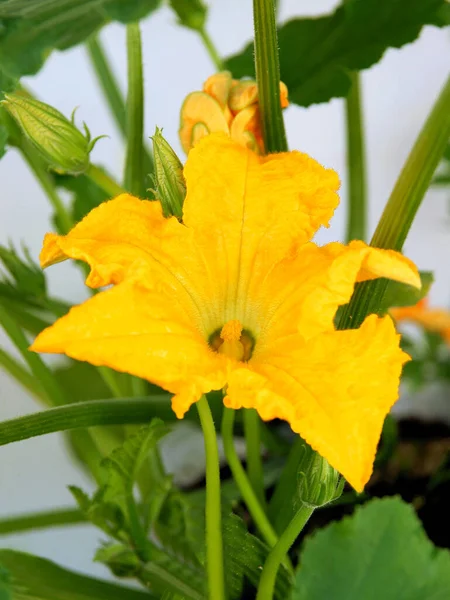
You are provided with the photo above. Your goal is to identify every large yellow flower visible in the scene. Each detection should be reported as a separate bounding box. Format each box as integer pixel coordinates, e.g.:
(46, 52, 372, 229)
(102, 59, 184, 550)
(31, 135, 420, 491)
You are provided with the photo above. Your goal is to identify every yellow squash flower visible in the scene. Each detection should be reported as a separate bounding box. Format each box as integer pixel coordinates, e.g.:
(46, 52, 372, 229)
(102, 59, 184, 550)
(179, 71, 288, 155)
(31, 135, 420, 492)
(391, 299, 450, 344)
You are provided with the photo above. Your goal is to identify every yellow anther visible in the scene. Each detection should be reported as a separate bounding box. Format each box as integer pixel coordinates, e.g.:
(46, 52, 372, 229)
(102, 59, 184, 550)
(220, 320, 243, 342)
(218, 320, 244, 361)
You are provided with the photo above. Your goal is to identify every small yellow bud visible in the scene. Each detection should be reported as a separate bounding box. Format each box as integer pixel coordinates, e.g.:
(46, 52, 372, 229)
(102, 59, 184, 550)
(1, 93, 102, 175)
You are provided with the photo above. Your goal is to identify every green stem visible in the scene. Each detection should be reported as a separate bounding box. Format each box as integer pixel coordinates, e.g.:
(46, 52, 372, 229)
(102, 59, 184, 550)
(256, 504, 313, 600)
(86, 164, 125, 197)
(124, 22, 145, 197)
(196, 395, 226, 600)
(0, 305, 67, 407)
(199, 28, 224, 70)
(0, 347, 46, 401)
(253, 0, 287, 153)
(19, 142, 73, 233)
(126, 494, 149, 562)
(243, 409, 266, 508)
(86, 36, 127, 136)
(338, 75, 450, 331)
(85, 35, 154, 175)
(221, 409, 293, 574)
(0, 395, 174, 447)
(0, 507, 86, 535)
(345, 72, 367, 242)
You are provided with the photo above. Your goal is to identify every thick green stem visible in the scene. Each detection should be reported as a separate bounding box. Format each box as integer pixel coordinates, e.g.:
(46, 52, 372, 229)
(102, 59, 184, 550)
(253, 0, 287, 153)
(345, 72, 367, 242)
(124, 22, 145, 197)
(0, 395, 173, 447)
(338, 75, 450, 330)
(243, 408, 266, 509)
(86, 35, 154, 175)
(222, 409, 293, 574)
(86, 164, 125, 197)
(196, 396, 226, 600)
(256, 503, 313, 600)
(199, 28, 224, 71)
(19, 143, 73, 233)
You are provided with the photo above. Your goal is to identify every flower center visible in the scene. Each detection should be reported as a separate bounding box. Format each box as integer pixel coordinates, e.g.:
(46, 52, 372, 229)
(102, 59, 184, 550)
(209, 319, 254, 361)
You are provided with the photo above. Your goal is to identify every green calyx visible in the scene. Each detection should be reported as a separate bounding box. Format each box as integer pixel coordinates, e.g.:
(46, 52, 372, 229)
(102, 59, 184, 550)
(169, 0, 207, 31)
(1, 93, 104, 175)
(151, 127, 186, 219)
(296, 441, 343, 508)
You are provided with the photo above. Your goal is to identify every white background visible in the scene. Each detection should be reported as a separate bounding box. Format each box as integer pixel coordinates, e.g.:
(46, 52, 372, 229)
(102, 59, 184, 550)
(0, 0, 449, 582)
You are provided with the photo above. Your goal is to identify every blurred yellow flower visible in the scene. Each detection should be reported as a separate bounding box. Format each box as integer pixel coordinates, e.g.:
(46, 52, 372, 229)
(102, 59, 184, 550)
(391, 299, 450, 344)
(179, 71, 288, 155)
(31, 135, 420, 492)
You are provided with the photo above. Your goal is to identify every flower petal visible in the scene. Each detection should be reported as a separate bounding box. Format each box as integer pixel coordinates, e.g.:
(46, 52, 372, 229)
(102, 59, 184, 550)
(38, 194, 222, 333)
(182, 134, 340, 328)
(30, 273, 228, 418)
(256, 240, 420, 346)
(225, 314, 407, 491)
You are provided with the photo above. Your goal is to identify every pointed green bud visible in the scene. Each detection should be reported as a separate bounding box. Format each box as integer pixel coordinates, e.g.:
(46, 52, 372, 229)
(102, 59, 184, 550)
(1, 93, 103, 175)
(169, 0, 207, 31)
(151, 127, 186, 219)
(296, 441, 343, 508)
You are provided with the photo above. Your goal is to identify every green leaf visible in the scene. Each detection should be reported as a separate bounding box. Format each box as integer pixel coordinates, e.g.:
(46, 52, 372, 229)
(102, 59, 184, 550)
(292, 497, 450, 600)
(0, 0, 162, 80)
(383, 271, 434, 309)
(226, 0, 449, 107)
(0, 550, 154, 600)
(223, 513, 292, 600)
(102, 419, 168, 503)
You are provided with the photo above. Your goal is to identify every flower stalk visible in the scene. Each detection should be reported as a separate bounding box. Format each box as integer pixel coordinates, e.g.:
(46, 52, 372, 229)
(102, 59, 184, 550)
(256, 503, 314, 600)
(196, 396, 226, 600)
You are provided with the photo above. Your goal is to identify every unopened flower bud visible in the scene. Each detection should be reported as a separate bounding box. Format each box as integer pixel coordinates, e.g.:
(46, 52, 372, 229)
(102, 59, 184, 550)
(1, 93, 102, 175)
(296, 441, 343, 507)
(152, 127, 186, 219)
(169, 0, 207, 30)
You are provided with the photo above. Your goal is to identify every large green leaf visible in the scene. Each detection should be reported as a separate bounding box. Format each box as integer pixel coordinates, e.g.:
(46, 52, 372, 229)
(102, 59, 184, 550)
(226, 0, 450, 107)
(0, 0, 162, 80)
(0, 550, 154, 600)
(292, 497, 450, 600)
